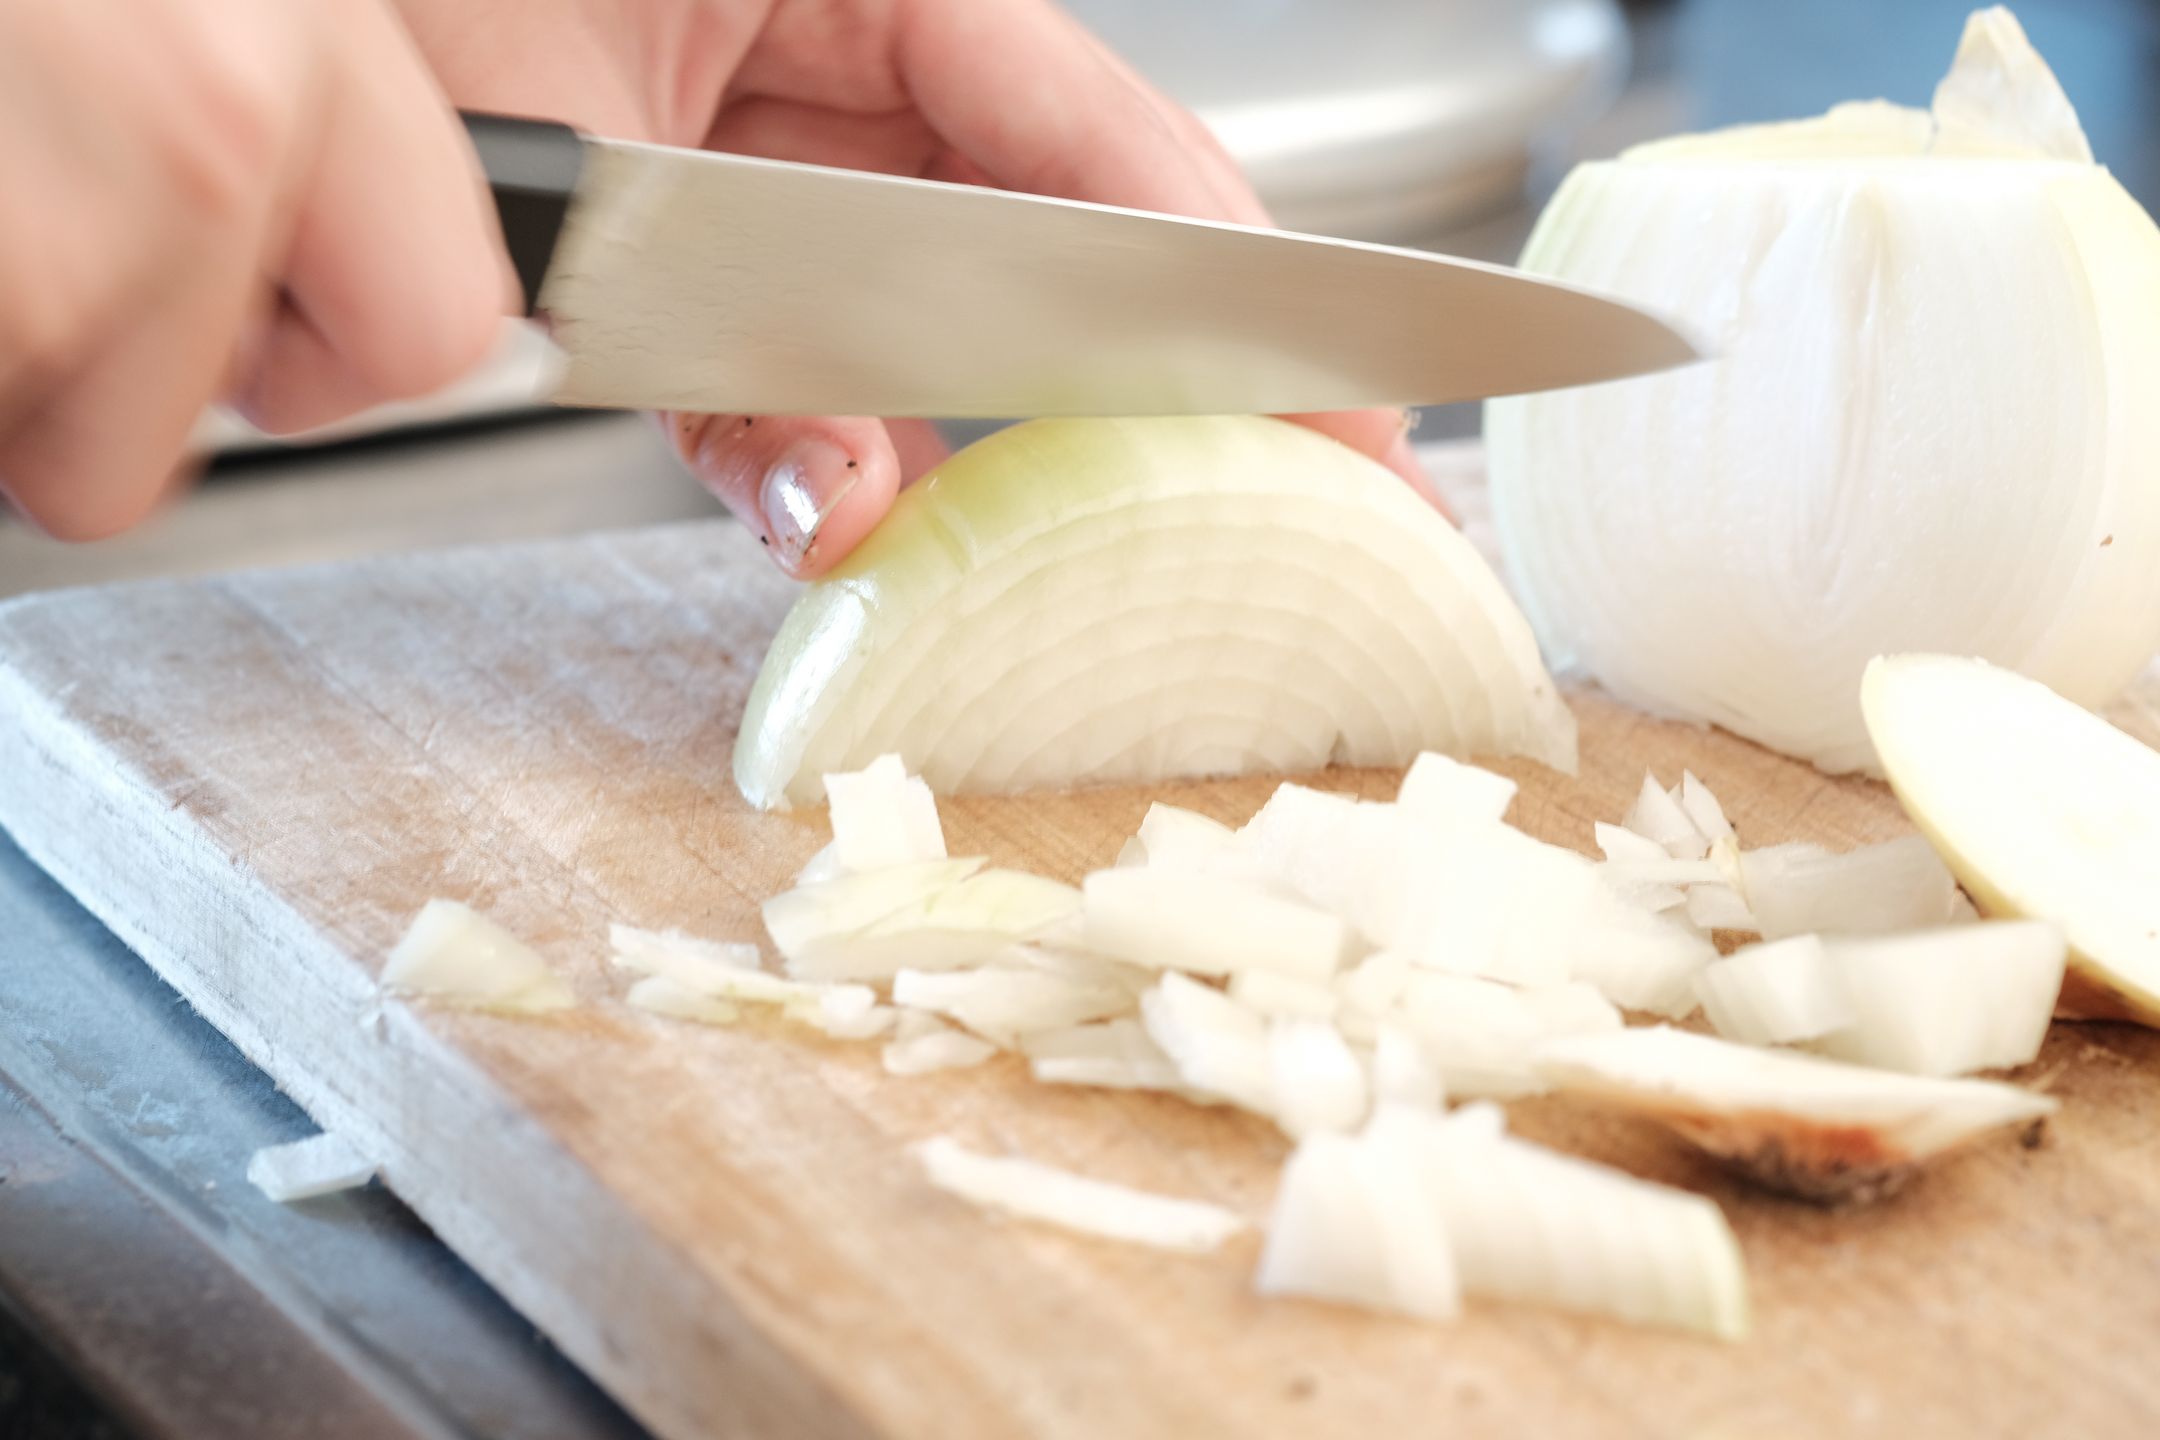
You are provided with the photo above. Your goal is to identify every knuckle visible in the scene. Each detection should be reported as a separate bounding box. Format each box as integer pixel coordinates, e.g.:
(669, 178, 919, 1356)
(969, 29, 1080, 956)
(162, 23, 302, 221)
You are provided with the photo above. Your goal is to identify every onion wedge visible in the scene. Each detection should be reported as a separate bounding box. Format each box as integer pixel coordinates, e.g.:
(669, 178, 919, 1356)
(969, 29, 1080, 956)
(1864, 652, 2160, 1025)
(916, 1137, 1244, 1253)
(735, 415, 1576, 807)
(1537, 1026, 2057, 1203)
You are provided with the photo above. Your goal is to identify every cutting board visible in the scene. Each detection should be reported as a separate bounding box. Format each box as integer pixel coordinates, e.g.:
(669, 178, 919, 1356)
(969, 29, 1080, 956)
(4, 453, 2159, 1440)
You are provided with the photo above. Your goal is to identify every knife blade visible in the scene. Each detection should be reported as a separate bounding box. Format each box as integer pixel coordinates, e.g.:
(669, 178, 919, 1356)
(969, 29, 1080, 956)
(464, 113, 1696, 419)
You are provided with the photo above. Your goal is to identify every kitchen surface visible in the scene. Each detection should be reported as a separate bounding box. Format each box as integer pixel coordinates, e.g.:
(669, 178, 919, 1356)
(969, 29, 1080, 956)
(5, 2, 2160, 1437)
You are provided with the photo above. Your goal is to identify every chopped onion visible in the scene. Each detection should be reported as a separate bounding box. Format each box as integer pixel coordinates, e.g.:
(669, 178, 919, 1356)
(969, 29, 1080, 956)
(1695, 935, 1855, 1046)
(734, 415, 1577, 808)
(882, 1024, 999, 1075)
(1021, 1018, 1186, 1091)
(891, 965, 1131, 1039)
(1809, 921, 2066, 1075)
(382, 900, 573, 1013)
(1140, 973, 1275, 1114)
(1536, 1025, 2057, 1202)
(624, 974, 741, 1025)
(1131, 803, 1238, 870)
(1268, 1018, 1369, 1137)
(1370, 1024, 1446, 1110)
(772, 863, 1080, 981)
(1740, 836, 1964, 940)
(246, 1133, 376, 1203)
(1392, 973, 1618, 1099)
(1684, 883, 1757, 933)
(761, 857, 983, 960)
(915, 1137, 1244, 1253)
(1081, 868, 1351, 983)
(608, 923, 761, 990)
(1864, 652, 2160, 1025)
(802, 987, 897, 1040)
(1486, 10, 2160, 772)
(822, 754, 946, 871)
(1622, 774, 1711, 860)
(1227, 969, 1340, 1020)
(1257, 1128, 1461, 1323)
(1396, 751, 1518, 826)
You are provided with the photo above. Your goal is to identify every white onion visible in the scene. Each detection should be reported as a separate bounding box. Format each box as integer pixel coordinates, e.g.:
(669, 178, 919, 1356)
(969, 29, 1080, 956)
(1486, 8, 2160, 772)
(734, 415, 1577, 808)
(915, 1137, 1244, 1253)
(1370, 1024, 1446, 1110)
(246, 1133, 376, 1203)
(623, 974, 741, 1025)
(1621, 774, 1710, 860)
(1695, 935, 1856, 1046)
(1131, 803, 1237, 870)
(1139, 973, 1275, 1114)
(882, 1024, 999, 1075)
(382, 899, 573, 1013)
(1536, 1025, 2057, 1201)
(1268, 1018, 1370, 1137)
(771, 863, 1079, 981)
(1227, 969, 1341, 1020)
(1256, 1129, 1461, 1323)
(608, 924, 761, 989)
(1396, 750, 1518, 826)
(1081, 868, 1350, 983)
(821, 753, 946, 871)
(891, 964, 1131, 1039)
(1740, 836, 1964, 939)
(1864, 652, 2160, 1024)
(1810, 922, 2066, 1075)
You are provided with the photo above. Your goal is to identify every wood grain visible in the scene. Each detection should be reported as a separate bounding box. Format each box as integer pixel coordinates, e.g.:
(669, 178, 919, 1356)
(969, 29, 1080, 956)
(3, 471, 2158, 1439)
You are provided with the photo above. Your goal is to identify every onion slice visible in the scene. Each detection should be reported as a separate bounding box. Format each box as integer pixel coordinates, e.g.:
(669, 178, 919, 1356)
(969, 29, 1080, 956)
(246, 1133, 376, 1203)
(916, 1137, 1245, 1253)
(734, 415, 1577, 808)
(822, 753, 946, 871)
(1536, 1025, 2057, 1203)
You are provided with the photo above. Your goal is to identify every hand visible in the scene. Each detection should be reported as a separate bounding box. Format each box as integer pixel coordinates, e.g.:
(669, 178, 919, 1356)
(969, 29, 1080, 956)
(405, 0, 1434, 577)
(0, 0, 508, 540)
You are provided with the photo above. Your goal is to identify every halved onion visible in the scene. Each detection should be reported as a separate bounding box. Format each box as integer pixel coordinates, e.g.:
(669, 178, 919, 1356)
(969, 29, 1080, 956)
(382, 900, 573, 1013)
(1537, 1025, 2057, 1202)
(734, 416, 1577, 808)
(1864, 652, 2160, 1025)
(915, 1137, 1244, 1253)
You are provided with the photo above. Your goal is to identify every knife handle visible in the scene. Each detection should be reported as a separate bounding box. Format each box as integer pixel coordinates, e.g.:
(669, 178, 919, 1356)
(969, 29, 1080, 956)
(461, 111, 585, 315)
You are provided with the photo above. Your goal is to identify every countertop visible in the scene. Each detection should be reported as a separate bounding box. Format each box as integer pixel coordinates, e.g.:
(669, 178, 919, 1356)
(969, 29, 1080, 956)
(4, 2, 2157, 1435)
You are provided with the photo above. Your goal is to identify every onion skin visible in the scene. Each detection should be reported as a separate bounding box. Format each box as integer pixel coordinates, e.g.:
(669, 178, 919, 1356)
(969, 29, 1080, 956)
(734, 416, 1575, 808)
(1485, 16, 2160, 773)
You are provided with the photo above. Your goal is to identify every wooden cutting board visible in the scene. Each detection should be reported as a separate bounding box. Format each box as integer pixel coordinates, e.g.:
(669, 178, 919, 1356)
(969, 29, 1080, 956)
(4, 465, 2159, 1440)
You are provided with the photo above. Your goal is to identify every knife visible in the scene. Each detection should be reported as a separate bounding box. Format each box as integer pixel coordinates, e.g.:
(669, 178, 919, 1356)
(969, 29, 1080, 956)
(463, 112, 1696, 419)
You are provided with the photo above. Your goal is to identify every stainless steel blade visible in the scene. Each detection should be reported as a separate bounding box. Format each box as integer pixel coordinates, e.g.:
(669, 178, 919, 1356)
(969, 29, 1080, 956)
(539, 138, 1696, 418)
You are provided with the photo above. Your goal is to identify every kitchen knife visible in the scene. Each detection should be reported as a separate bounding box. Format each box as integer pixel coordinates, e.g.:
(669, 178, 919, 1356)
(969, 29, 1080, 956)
(463, 112, 1696, 419)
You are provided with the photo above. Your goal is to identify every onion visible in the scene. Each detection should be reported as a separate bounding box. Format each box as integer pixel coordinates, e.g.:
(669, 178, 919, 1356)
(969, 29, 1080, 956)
(822, 754, 946, 871)
(734, 415, 1577, 808)
(1227, 969, 1341, 1020)
(1536, 1025, 2057, 1202)
(914, 1137, 1244, 1253)
(1257, 1128, 1461, 1322)
(1022, 1019, 1186, 1091)
(1809, 922, 2066, 1075)
(1080, 868, 1351, 983)
(882, 1023, 998, 1075)
(1740, 836, 1964, 939)
(770, 863, 1079, 981)
(1370, 1024, 1446, 1110)
(891, 964, 1131, 1039)
(623, 974, 741, 1025)
(608, 924, 760, 988)
(1130, 803, 1237, 870)
(1864, 652, 2160, 1024)
(382, 899, 573, 1013)
(1139, 972, 1275, 1114)
(1486, 8, 2160, 771)
(246, 1133, 376, 1203)
(1396, 750, 1518, 825)
(1694, 935, 1856, 1047)
(1268, 1018, 1370, 1137)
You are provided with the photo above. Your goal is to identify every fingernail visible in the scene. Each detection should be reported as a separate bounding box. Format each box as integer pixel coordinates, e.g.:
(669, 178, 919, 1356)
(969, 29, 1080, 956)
(761, 440, 860, 571)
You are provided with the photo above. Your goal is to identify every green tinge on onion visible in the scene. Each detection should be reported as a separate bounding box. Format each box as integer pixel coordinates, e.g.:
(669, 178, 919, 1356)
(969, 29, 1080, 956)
(1486, 7, 2160, 772)
(735, 416, 1576, 808)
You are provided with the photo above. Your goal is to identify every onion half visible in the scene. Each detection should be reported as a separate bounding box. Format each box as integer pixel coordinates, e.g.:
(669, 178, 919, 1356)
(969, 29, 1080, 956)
(735, 416, 1576, 807)
(1486, 9, 2160, 771)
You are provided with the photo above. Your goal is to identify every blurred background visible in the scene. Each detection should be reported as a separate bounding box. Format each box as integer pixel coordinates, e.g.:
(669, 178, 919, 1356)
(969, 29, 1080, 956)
(4, 0, 2156, 601)
(5, 4, 2159, 1438)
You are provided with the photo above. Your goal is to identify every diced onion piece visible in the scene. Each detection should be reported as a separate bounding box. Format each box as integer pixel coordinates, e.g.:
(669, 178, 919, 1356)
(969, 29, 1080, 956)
(734, 416, 1578, 808)
(246, 1133, 376, 1203)
(1741, 835, 1963, 940)
(1397, 751, 1517, 826)
(1810, 921, 2066, 1075)
(802, 987, 895, 1040)
(1133, 803, 1238, 870)
(382, 900, 573, 1013)
(1863, 653, 2160, 1026)
(1022, 1018, 1186, 1091)
(1536, 1026, 2058, 1202)
(915, 1137, 1244, 1253)
(1268, 1019, 1369, 1137)
(1228, 969, 1340, 1020)
(882, 1025, 999, 1075)
(1256, 1130, 1461, 1322)
(1596, 822, 1675, 866)
(795, 842, 847, 885)
(1623, 773, 1710, 860)
(1695, 935, 1855, 1046)
(1393, 974, 1616, 1099)
(1233, 783, 1402, 929)
(822, 754, 946, 871)
(1684, 882, 1758, 933)
(1371, 1024, 1446, 1110)
(1486, 15, 2160, 774)
(778, 864, 1079, 981)
(1140, 973, 1275, 1114)
(1082, 868, 1351, 983)
(892, 965, 1132, 1039)
(608, 924, 761, 992)
(1677, 772, 1736, 846)
(1335, 950, 1412, 1020)
(1365, 1106, 1749, 1341)
(625, 974, 742, 1025)
(762, 857, 983, 960)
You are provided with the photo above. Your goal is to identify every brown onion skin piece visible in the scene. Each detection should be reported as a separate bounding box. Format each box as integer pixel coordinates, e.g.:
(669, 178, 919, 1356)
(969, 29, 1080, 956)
(1663, 1111, 1917, 1206)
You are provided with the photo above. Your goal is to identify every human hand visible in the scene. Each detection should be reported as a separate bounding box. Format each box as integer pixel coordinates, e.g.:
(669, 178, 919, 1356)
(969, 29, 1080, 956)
(0, 0, 508, 540)
(405, 0, 1433, 576)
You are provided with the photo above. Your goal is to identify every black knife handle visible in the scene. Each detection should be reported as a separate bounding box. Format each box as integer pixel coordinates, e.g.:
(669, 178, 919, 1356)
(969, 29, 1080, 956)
(461, 111, 584, 315)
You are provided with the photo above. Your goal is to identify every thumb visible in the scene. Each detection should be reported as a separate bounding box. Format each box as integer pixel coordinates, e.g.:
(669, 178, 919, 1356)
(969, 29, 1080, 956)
(668, 413, 902, 578)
